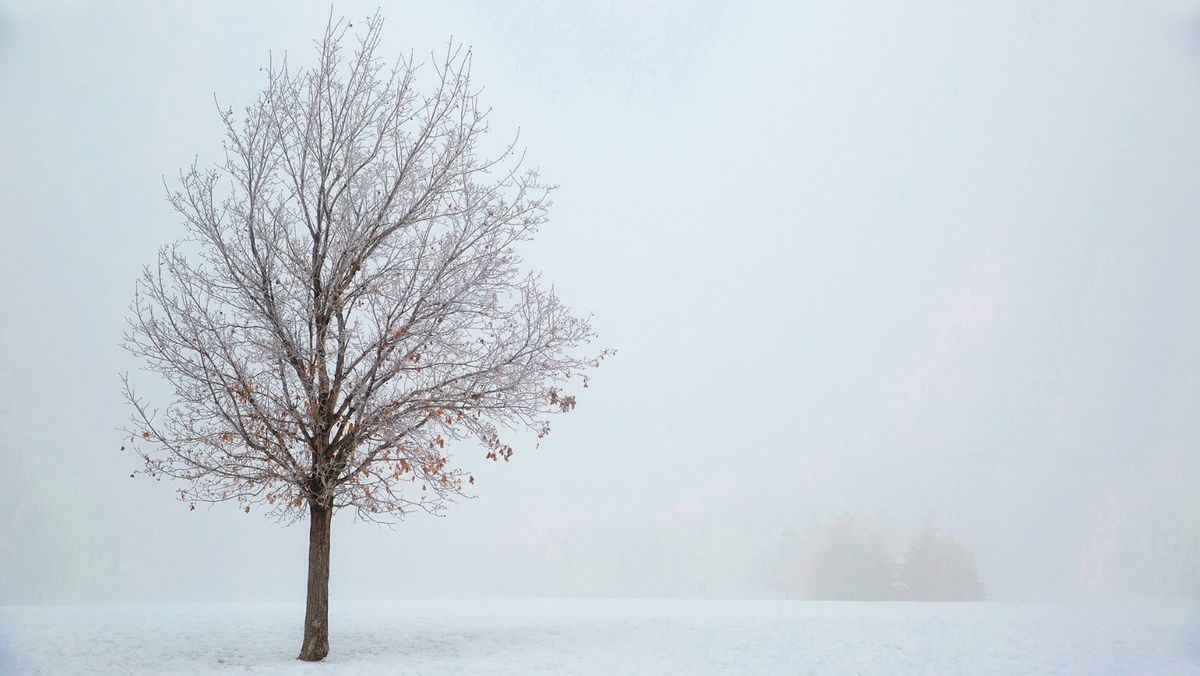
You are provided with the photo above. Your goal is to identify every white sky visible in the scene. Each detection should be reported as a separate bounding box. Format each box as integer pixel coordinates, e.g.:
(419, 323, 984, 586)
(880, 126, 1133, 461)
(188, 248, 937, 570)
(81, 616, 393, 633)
(3, 0, 1200, 603)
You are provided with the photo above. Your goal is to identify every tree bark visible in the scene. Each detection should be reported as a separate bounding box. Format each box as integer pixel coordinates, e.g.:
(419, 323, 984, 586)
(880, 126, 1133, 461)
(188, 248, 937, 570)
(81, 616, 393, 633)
(298, 501, 333, 661)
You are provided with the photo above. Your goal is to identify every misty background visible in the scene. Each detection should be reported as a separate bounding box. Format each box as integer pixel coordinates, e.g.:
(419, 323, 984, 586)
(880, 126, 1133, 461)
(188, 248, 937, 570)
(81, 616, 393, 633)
(3, 0, 1200, 605)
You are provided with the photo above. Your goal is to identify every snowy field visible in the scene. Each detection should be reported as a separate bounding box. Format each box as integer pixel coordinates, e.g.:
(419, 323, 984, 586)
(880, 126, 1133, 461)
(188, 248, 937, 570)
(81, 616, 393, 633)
(2, 598, 1199, 675)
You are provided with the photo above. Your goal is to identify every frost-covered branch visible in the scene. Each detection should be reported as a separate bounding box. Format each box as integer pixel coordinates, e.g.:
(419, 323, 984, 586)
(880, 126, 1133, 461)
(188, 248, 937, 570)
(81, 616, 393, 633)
(122, 13, 608, 524)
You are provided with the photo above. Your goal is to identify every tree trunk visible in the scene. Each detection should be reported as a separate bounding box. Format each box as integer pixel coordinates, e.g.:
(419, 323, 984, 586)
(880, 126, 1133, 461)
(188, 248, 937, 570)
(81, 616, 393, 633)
(298, 501, 333, 661)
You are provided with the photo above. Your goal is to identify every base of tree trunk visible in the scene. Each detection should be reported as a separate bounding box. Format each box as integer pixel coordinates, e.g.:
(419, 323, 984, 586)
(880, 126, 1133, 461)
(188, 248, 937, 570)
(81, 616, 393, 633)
(298, 633, 330, 662)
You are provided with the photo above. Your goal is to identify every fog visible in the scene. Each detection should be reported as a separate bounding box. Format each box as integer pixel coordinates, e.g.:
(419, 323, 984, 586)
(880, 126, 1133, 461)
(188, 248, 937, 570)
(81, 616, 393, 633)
(3, 0, 1200, 606)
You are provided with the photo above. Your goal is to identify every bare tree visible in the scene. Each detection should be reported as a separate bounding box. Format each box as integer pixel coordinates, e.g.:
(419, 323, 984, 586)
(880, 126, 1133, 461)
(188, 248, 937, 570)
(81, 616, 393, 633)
(121, 14, 605, 662)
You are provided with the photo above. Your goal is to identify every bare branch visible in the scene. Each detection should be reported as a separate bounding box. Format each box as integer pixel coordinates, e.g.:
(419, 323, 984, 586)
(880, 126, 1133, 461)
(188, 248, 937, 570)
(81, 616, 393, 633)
(122, 14, 608, 524)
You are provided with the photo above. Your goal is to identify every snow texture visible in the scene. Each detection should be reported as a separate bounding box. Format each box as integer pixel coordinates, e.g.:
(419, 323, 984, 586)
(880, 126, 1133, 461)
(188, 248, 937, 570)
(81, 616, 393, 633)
(2, 599, 1198, 675)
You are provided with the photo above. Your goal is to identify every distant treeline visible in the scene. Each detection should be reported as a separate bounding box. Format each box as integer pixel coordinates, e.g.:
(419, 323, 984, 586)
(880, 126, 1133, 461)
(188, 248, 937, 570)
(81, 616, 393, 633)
(774, 512, 986, 602)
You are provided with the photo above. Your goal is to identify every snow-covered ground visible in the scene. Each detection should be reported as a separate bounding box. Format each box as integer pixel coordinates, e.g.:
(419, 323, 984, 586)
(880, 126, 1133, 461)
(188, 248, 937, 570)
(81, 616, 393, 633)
(1, 598, 1198, 675)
